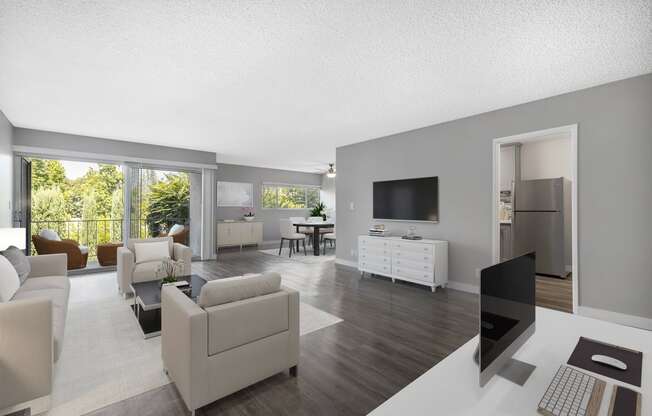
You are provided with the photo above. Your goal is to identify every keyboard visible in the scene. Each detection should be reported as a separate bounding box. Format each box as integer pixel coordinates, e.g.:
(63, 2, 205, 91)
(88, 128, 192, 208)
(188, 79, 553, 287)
(538, 365, 606, 416)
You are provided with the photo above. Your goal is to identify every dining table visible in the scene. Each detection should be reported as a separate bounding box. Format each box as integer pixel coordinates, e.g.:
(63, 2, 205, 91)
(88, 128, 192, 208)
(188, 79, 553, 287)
(292, 221, 334, 256)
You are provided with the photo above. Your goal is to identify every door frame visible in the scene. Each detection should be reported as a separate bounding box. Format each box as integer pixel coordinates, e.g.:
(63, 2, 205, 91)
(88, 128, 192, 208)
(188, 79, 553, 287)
(491, 124, 578, 313)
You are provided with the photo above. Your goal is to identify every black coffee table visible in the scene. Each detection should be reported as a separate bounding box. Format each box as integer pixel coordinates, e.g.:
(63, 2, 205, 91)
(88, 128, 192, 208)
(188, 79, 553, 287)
(130, 274, 207, 338)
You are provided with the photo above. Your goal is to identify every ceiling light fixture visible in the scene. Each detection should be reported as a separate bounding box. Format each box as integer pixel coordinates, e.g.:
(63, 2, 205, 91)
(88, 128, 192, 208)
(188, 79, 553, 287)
(326, 163, 336, 178)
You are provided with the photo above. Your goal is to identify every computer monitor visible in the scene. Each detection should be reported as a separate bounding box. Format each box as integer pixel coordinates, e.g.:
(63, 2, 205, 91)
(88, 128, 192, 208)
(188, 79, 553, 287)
(479, 252, 536, 387)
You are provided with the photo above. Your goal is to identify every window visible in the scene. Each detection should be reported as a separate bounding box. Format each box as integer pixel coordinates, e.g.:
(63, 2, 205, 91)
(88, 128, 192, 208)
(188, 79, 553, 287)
(262, 184, 320, 209)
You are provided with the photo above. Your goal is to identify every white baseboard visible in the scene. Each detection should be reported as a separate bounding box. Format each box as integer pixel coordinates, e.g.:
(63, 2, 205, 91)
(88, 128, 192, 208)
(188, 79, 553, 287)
(447, 281, 479, 294)
(0, 395, 50, 416)
(335, 258, 358, 268)
(578, 306, 652, 331)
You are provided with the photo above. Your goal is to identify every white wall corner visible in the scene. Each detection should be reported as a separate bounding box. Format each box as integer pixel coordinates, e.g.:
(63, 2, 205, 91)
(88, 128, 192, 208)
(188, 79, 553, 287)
(335, 258, 358, 269)
(577, 306, 652, 331)
(446, 281, 480, 294)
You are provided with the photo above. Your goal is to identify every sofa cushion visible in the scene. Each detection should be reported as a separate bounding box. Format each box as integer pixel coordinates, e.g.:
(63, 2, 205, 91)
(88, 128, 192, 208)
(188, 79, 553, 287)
(206, 290, 289, 356)
(20, 275, 70, 292)
(0, 256, 21, 302)
(133, 260, 164, 282)
(12, 286, 69, 362)
(0, 246, 31, 283)
(39, 229, 61, 241)
(198, 272, 282, 308)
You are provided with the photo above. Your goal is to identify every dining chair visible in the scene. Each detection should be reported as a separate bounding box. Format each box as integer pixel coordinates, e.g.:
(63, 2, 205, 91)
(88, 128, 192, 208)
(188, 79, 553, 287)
(279, 219, 307, 257)
(289, 216, 312, 246)
(322, 229, 336, 255)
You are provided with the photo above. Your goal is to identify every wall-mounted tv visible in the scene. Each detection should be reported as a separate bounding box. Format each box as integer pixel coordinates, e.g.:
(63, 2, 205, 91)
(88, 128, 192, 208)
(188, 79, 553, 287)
(373, 176, 439, 222)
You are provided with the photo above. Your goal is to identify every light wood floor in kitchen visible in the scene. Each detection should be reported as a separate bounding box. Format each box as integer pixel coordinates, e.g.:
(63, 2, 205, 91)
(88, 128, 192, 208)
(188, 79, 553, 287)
(536, 274, 573, 313)
(84, 248, 478, 416)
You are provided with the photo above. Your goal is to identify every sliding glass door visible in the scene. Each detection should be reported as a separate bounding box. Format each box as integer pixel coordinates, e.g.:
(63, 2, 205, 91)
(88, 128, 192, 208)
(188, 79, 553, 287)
(125, 165, 202, 257)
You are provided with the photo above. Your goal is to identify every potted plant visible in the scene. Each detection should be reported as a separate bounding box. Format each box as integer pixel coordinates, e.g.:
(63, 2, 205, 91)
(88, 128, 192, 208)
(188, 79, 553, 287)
(157, 258, 186, 287)
(242, 208, 256, 222)
(310, 202, 327, 221)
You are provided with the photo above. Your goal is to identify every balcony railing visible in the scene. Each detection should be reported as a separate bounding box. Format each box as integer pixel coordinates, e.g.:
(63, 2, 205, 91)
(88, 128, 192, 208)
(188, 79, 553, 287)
(31, 218, 187, 260)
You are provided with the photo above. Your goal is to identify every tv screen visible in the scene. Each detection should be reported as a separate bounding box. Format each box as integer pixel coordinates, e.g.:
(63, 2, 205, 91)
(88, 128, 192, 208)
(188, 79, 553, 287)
(373, 177, 438, 222)
(479, 252, 536, 386)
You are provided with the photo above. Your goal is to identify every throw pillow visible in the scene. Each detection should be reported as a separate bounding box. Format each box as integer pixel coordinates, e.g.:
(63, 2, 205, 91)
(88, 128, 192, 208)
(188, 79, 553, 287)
(134, 241, 170, 264)
(0, 255, 21, 302)
(198, 272, 282, 308)
(0, 246, 31, 283)
(168, 224, 184, 235)
(39, 229, 61, 241)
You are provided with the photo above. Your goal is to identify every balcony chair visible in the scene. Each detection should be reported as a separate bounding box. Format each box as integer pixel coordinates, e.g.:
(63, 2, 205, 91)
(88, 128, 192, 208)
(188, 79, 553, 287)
(160, 223, 189, 246)
(31, 229, 88, 270)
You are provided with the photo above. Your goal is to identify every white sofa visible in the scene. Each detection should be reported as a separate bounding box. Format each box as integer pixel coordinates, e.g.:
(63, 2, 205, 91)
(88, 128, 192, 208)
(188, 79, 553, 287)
(0, 253, 69, 415)
(161, 272, 299, 415)
(117, 236, 192, 296)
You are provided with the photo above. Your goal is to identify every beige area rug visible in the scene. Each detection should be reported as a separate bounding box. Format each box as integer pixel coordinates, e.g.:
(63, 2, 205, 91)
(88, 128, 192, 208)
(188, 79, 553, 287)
(48, 272, 341, 416)
(259, 248, 336, 264)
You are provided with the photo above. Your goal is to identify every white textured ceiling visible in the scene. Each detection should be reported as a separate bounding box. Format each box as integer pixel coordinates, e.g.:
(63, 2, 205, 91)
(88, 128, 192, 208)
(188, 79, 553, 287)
(1, 1, 650, 172)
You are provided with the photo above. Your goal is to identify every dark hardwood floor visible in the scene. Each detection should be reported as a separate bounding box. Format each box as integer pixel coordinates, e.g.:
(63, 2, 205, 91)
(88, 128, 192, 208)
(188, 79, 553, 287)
(85, 248, 478, 416)
(536, 274, 573, 313)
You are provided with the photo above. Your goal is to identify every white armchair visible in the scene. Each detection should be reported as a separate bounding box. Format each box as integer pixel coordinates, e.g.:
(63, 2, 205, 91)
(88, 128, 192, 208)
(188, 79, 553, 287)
(161, 272, 299, 415)
(117, 237, 192, 296)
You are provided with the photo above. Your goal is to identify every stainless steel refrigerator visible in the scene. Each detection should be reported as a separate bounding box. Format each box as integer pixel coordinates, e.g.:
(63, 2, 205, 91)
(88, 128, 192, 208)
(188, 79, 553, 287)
(512, 177, 571, 278)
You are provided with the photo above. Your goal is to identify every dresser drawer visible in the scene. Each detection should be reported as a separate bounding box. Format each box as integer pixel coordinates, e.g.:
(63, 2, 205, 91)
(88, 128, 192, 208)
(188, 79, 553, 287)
(393, 257, 433, 273)
(359, 237, 390, 250)
(359, 245, 391, 257)
(392, 265, 434, 283)
(359, 261, 391, 276)
(392, 250, 434, 264)
(390, 241, 434, 255)
(359, 252, 391, 265)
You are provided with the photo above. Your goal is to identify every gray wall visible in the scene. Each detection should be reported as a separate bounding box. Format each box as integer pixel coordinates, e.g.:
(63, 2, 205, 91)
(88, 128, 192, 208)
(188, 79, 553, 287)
(320, 174, 336, 216)
(215, 164, 322, 242)
(336, 73, 652, 320)
(13, 128, 216, 166)
(0, 110, 13, 227)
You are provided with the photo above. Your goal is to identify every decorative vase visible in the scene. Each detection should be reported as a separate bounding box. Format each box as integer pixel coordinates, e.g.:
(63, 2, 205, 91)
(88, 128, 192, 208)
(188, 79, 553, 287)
(243, 216, 255, 222)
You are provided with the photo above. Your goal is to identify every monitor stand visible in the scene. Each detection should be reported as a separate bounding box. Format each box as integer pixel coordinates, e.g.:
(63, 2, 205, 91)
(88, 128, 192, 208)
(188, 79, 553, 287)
(473, 345, 536, 386)
(497, 358, 536, 386)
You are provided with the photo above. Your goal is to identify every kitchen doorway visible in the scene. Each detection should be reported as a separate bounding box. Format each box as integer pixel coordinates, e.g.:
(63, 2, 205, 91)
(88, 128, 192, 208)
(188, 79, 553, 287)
(492, 125, 578, 313)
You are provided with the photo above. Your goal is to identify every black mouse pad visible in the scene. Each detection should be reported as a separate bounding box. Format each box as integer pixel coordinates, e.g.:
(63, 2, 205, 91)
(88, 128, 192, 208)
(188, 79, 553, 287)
(567, 337, 642, 387)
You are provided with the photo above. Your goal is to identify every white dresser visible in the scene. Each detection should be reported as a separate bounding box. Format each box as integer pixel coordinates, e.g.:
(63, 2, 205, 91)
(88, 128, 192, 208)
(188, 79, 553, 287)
(358, 236, 448, 292)
(217, 221, 263, 250)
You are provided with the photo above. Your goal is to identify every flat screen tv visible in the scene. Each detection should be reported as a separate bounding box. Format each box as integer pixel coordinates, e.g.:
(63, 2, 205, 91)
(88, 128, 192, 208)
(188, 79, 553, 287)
(373, 176, 439, 222)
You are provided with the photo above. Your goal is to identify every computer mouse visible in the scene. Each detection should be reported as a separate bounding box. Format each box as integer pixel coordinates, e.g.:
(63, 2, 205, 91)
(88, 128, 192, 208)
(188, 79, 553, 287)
(591, 354, 627, 371)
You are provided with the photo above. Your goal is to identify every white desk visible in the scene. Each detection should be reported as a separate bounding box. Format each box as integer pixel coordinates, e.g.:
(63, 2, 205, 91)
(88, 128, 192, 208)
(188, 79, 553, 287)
(369, 307, 651, 415)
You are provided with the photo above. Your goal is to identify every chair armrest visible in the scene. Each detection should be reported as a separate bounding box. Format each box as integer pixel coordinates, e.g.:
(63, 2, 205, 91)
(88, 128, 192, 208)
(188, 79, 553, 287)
(0, 298, 53, 409)
(117, 247, 135, 294)
(282, 286, 300, 367)
(28, 253, 68, 278)
(161, 286, 207, 410)
(173, 243, 192, 275)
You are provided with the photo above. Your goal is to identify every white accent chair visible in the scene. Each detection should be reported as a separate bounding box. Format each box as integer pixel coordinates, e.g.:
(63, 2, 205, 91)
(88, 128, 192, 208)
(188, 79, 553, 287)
(116, 237, 192, 296)
(161, 272, 299, 415)
(279, 219, 306, 257)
